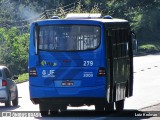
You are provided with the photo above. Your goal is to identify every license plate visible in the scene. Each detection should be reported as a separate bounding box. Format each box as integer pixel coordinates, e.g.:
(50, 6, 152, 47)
(61, 81, 74, 86)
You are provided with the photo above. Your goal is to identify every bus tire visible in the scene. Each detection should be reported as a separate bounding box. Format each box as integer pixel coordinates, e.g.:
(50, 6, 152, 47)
(105, 102, 114, 111)
(59, 105, 67, 112)
(39, 103, 49, 117)
(50, 104, 59, 116)
(115, 100, 124, 111)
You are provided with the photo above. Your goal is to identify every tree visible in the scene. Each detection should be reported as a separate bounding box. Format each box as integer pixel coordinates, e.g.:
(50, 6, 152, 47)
(0, 27, 29, 75)
(105, 0, 160, 42)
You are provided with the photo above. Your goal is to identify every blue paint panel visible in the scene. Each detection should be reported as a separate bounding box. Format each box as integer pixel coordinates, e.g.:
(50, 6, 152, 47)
(39, 52, 98, 67)
(29, 85, 106, 98)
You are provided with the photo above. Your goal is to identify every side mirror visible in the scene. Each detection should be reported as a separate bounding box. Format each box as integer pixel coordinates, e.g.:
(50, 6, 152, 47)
(13, 76, 18, 80)
(131, 31, 138, 54)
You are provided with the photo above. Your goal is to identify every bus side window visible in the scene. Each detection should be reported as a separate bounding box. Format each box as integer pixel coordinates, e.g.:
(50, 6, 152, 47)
(116, 30, 120, 58)
(121, 29, 127, 57)
(112, 30, 117, 59)
(106, 30, 111, 58)
(111, 29, 130, 59)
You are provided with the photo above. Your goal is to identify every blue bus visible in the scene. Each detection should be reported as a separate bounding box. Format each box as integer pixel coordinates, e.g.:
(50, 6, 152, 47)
(29, 13, 133, 116)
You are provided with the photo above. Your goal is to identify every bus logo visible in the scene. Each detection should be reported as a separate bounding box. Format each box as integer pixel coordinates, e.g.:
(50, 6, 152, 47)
(42, 70, 55, 78)
(41, 60, 57, 66)
(41, 60, 46, 66)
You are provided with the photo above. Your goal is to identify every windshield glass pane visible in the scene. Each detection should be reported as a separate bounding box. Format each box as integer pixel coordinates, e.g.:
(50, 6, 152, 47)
(38, 25, 100, 51)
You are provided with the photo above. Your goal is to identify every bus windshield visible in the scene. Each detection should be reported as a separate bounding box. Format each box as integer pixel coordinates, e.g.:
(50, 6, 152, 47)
(38, 25, 100, 51)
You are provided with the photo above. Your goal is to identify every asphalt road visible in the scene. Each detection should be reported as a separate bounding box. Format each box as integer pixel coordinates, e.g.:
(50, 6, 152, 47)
(125, 54, 160, 109)
(1, 54, 160, 119)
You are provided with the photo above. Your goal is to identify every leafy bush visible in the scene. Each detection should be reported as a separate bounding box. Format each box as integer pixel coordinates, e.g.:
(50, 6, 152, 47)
(139, 44, 159, 53)
(15, 73, 28, 84)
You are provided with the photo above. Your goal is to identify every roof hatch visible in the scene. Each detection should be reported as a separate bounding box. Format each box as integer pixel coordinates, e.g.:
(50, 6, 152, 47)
(65, 13, 102, 19)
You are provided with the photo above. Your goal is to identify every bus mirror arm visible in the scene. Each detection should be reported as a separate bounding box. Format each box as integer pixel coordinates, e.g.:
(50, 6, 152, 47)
(131, 30, 136, 39)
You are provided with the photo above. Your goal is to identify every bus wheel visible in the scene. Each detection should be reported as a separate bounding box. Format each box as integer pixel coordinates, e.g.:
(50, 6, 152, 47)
(59, 105, 67, 112)
(39, 103, 49, 117)
(50, 104, 59, 116)
(95, 104, 105, 111)
(115, 100, 124, 111)
(105, 102, 114, 111)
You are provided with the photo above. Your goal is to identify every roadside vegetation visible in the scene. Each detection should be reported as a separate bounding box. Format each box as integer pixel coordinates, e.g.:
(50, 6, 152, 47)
(138, 41, 160, 54)
(15, 73, 28, 84)
(139, 44, 160, 54)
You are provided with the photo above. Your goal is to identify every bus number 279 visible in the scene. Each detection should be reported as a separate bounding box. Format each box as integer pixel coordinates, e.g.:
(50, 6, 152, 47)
(83, 61, 93, 66)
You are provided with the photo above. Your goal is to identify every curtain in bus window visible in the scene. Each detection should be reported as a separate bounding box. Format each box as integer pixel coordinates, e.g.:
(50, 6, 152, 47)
(38, 25, 100, 51)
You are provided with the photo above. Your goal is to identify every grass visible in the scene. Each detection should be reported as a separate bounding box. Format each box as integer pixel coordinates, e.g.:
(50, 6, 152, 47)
(15, 73, 28, 84)
(139, 44, 158, 52)
(138, 41, 160, 54)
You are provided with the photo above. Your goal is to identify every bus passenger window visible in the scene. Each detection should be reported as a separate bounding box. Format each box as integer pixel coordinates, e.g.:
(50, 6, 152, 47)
(38, 25, 100, 51)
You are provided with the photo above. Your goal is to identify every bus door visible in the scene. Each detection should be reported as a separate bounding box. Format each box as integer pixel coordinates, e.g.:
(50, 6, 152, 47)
(106, 28, 133, 103)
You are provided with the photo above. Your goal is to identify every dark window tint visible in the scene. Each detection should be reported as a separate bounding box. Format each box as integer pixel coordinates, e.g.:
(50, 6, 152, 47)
(111, 29, 129, 59)
(0, 70, 2, 77)
(4, 68, 11, 78)
(38, 25, 100, 51)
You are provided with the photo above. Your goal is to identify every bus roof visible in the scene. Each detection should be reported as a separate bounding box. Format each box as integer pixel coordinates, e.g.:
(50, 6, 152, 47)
(32, 13, 129, 27)
(33, 18, 128, 24)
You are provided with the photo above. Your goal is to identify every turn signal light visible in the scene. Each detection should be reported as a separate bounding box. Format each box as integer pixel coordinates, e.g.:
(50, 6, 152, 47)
(98, 67, 106, 76)
(29, 67, 37, 77)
